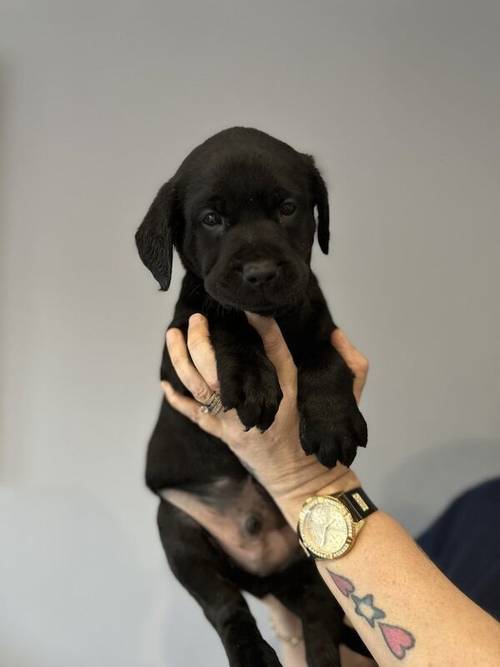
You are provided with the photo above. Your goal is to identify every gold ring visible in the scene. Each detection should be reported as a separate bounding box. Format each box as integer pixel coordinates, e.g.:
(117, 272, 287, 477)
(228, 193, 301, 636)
(200, 391, 224, 416)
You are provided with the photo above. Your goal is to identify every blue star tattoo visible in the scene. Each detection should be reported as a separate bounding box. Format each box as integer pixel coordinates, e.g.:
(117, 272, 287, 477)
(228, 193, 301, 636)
(351, 593, 386, 627)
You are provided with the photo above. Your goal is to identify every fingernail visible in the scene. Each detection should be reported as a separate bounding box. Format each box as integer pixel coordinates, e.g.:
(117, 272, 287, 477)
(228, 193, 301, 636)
(161, 381, 172, 396)
(245, 311, 264, 325)
(189, 313, 204, 324)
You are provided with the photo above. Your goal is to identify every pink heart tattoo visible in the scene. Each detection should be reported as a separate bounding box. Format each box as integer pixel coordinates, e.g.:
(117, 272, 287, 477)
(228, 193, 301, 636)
(379, 622, 416, 660)
(327, 571, 355, 598)
(327, 569, 416, 660)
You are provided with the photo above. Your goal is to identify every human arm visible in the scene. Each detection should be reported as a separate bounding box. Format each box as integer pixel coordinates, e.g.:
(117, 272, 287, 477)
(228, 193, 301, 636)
(162, 314, 500, 666)
(264, 327, 373, 667)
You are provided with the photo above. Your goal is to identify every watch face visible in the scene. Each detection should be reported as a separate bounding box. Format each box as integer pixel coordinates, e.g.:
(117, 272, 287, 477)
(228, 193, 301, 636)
(299, 496, 354, 559)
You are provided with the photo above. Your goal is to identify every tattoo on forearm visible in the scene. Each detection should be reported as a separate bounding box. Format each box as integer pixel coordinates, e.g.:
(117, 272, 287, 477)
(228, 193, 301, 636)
(327, 570, 416, 660)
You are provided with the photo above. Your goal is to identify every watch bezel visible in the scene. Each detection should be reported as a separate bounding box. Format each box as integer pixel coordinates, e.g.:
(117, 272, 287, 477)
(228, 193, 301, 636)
(298, 495, 355, 560)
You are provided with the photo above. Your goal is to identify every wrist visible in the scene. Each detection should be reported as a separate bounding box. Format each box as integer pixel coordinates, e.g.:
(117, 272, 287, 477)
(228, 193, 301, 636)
(274, 467, 361, 529)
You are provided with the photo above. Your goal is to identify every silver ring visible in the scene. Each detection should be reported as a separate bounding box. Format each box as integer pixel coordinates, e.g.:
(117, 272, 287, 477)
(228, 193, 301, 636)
(200, 391, 224, 416)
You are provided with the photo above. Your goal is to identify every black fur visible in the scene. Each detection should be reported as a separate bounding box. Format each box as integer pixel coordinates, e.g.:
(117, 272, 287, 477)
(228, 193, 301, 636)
(136, 127, 369, 666)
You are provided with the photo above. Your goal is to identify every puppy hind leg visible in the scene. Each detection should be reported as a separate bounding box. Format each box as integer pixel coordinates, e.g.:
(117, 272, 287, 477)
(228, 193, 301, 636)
(269, 562, 343, 667)
(157, 500, 282, 667)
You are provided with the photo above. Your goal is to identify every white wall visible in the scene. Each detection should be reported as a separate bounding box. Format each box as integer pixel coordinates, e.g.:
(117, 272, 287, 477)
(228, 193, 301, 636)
(1, 1, 499, 665)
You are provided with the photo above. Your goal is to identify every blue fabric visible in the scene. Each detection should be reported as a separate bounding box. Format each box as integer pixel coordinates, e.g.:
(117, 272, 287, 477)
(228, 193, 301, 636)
(416, 477, 500, 620)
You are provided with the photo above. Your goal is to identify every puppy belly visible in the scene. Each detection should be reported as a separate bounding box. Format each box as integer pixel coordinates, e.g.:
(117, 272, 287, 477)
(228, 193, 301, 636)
(160, 476, 300, 577)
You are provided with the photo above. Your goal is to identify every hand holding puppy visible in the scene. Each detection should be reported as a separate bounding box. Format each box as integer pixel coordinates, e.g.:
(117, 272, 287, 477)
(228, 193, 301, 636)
(162, 312, 368, 526)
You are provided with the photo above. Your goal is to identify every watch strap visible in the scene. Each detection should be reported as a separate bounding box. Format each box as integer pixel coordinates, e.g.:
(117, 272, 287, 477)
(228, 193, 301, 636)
(338, 487, 377, 522)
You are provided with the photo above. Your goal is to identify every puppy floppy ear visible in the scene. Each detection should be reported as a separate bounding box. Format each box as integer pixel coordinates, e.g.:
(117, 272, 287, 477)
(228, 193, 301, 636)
(135, 179, 178, 291)
(302, 153, 330, 255)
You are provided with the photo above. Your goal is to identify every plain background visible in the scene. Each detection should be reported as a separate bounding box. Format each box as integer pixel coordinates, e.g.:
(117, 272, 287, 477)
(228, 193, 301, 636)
(1, 1, 499, 665)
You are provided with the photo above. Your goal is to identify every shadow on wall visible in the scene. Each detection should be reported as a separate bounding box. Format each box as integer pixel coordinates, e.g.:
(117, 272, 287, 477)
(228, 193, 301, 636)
(380, 438, 500, 535)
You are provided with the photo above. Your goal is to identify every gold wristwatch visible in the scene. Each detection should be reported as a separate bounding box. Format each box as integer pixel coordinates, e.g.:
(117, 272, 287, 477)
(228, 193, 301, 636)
(297, 487, 377, 560)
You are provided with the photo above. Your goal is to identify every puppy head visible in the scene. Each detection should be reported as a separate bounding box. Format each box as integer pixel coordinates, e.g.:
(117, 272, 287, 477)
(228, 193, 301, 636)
(136, 127, 330, 313)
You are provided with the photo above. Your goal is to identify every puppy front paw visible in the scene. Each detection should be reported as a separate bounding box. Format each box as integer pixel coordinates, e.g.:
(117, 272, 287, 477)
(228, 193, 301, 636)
(300, 396, 367, 468)
(219, 355, 283, 431)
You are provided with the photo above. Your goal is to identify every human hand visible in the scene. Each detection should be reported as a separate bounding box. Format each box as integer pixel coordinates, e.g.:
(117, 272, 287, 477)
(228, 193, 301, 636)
(162, 314, 366, 526)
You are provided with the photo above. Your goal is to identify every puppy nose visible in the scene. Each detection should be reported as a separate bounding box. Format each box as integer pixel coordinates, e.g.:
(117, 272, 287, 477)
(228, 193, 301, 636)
(242, 260, 278, 287)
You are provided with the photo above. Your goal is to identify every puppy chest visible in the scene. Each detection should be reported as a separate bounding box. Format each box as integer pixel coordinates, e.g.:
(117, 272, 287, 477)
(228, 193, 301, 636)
(161, 476, 300, 577)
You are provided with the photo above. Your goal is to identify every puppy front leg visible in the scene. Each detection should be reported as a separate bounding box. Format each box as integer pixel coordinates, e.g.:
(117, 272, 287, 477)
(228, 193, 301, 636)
(161, 314, 282, 431)
(210, 320, 283, 432)
(298, 343, 368, 468)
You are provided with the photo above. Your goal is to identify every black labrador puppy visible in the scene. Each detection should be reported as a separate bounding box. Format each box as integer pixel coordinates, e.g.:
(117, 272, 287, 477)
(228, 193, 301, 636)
(136, 127, 368, 666)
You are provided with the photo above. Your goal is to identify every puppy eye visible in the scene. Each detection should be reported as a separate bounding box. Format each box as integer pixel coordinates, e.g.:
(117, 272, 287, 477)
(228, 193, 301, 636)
(279, 200, 296, 216)
(202, 211, 223, 227)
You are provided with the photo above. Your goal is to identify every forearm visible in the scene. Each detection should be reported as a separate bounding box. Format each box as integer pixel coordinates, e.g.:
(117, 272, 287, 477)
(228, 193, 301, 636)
(277, 477, 500, 667)
(318, 511, 499, 665)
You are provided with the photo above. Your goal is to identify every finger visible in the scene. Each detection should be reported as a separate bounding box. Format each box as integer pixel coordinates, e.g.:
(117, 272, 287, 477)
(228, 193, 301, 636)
(330, 328, 369, 403)
(330, 328, 369, 376)
(166, 328, 216, 405)
(352, 377, 366, 404)
(245, 313, 296, 391)
(186, 314, 219, 391)
(161, 381, 223, 439)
